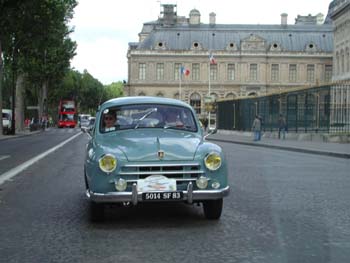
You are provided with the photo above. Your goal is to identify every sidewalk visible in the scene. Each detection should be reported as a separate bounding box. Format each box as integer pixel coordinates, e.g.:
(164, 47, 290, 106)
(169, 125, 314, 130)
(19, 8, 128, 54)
(0, 129, 41, 141)
(208, 130, 350, 159)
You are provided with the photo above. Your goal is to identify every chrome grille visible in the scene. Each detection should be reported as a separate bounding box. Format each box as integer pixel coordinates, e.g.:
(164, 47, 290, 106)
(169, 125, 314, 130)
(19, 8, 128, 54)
(119, 163, 203, 180)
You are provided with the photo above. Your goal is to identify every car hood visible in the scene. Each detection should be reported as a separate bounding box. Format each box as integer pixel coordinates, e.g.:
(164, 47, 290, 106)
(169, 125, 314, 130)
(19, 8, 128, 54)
(99, 129, 202, 161)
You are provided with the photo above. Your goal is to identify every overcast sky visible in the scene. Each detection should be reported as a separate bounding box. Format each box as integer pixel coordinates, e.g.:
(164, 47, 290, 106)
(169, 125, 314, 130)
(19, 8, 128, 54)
(69, 0, 332, 85)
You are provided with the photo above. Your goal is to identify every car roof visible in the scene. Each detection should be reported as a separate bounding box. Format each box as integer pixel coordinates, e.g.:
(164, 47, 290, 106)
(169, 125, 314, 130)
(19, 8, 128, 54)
(100, 96, 192, 110)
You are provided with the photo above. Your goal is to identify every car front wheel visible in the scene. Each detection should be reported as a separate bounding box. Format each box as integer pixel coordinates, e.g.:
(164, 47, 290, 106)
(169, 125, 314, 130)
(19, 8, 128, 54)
(203, 198, 223, 220)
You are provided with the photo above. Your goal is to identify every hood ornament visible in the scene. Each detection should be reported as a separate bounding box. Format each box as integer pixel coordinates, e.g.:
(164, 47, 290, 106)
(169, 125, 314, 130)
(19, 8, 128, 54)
(158, 150, 165, 159)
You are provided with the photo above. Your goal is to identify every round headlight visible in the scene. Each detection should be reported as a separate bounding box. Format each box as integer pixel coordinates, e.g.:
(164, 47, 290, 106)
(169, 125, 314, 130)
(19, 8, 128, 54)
(196, 176, 209, 189)
(99, 154, 117, 173)
(204, 152, 222, 171)
(115, 178, 127, 191)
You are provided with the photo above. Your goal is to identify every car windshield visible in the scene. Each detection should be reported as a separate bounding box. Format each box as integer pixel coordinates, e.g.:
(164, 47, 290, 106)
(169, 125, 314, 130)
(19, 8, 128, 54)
(100, 104, 198, 133)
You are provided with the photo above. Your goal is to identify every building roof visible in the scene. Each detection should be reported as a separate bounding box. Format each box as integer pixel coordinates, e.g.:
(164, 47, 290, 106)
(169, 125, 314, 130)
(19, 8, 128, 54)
(134, 23, 333, 52)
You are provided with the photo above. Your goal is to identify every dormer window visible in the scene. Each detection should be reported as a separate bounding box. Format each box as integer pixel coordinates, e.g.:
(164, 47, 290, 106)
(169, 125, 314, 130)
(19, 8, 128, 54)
(270, 42, 282, 51)
(226, 42, 237, 51)
(155, 41, 167, 50)
(191, 41, 202, 50)
(305, 42, 317, 52)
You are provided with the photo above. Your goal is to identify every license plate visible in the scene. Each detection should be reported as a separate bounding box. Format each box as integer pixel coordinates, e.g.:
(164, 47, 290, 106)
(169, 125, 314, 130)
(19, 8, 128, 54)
(142, 192, 183, 201)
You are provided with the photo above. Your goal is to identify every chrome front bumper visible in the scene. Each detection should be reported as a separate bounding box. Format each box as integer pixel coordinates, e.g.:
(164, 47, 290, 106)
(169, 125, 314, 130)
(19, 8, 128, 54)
(86, 182, 230, 205)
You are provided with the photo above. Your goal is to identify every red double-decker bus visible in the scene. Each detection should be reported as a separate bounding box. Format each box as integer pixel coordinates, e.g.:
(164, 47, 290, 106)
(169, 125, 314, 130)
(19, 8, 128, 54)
(58, 100, 77, 128)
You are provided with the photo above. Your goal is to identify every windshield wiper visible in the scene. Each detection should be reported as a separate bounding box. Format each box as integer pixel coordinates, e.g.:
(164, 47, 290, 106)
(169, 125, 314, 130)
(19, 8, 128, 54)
(134, 108, 157, 129)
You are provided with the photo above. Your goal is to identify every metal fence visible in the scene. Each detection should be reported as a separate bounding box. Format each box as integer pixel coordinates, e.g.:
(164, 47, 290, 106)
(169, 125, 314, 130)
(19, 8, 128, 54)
(216, 83, 350, 133)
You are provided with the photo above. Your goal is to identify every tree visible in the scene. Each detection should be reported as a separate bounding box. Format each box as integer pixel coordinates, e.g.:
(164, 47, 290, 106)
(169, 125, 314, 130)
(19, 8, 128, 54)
(0, 0, 77, 133)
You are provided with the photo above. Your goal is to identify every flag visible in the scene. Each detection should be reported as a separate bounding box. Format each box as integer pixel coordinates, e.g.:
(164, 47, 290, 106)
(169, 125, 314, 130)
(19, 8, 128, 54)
(180, 66, 190, 76)
(209, 53, 217, 65)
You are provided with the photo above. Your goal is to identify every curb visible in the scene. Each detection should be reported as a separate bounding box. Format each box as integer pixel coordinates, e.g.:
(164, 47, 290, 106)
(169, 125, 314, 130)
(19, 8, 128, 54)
(0, 130, 42, 141)
(207, 137, 350, 159)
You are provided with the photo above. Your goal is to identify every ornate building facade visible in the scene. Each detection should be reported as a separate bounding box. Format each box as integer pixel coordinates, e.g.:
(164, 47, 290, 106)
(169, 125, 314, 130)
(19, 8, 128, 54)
(329, 0, 350, 82)
(126, 4, 333, 118)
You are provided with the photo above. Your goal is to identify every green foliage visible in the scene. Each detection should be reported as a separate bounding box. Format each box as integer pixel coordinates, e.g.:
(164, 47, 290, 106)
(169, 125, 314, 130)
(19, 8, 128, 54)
(0, 0, 78, 115)
(103, 82, 124, 101)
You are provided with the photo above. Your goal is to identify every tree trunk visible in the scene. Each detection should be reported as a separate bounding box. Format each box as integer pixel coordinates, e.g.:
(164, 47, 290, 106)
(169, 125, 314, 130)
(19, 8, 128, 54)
(15, 73, 25, 132)
(38, 79, 48, 120)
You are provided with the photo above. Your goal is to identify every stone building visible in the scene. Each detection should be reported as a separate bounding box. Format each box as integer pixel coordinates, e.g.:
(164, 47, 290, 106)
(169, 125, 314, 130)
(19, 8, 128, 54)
(328, 0, 350, 82)
(327, 0, 350, 132)
(126, 4, 333, 118)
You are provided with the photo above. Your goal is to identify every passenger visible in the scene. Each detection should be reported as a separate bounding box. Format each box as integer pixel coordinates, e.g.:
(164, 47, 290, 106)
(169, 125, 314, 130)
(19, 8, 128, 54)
(165, 110, 183, 127)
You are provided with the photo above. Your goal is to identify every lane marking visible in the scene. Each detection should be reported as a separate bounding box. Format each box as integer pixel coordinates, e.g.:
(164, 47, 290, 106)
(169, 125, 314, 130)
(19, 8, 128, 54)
(0, 155, 10, 161)
(0, 132, 82, 185)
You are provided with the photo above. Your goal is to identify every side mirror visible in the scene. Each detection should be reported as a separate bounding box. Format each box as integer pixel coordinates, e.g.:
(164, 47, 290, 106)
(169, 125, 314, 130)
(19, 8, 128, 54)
(203, 127, 217, 139)
(208, 127, 217, 134)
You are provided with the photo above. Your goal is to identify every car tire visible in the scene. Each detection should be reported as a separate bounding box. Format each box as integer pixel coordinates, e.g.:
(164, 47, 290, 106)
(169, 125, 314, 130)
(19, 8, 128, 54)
(89, 201, 104, 222)
(203, 198, 223, 220)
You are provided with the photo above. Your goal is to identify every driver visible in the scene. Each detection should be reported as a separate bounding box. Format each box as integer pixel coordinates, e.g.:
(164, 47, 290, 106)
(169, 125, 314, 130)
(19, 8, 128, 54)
(103, 111, 117, 131)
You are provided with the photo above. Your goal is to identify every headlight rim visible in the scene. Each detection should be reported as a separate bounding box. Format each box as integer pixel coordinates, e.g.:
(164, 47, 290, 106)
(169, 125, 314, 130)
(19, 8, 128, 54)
(98, 153, 117, 173)
(204, 152, 222, 171)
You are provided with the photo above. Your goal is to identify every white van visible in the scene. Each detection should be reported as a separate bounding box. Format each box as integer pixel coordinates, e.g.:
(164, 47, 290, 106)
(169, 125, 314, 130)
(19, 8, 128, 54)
(2, 109, 12, 134)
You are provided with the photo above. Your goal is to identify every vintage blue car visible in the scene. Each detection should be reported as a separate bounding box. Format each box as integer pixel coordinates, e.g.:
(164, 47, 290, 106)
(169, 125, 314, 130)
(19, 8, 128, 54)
(84, 96, 229, 221)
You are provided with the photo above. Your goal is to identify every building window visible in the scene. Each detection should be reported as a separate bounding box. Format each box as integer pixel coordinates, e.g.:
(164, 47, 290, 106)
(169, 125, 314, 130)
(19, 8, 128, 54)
(192, 63, 200, 81)
(210, 64, 217, 81)
(190, 93, 201, 114)
(225, 93, 236, 99)
(345, 48, 350, 72)
(271, 64, 279, 82)
(227, 64, 235, 80)
(249, 64, 257, 81)
(307, 64, 315, 82)
(138, 63, 146, 80)
(336, 52, 340, 75)
(174, 63, 181, 80)
(289, 64, 297, 82)
(325, 65, 332, 83)
(156, 63, 164, 80)
(346, 48, 350, 73)
(341, 50, 345, 74)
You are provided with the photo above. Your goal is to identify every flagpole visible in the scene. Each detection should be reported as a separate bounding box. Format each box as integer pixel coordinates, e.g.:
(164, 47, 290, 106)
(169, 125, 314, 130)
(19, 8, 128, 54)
(208, 56, 211, 130)
(179, 71, 182, 101)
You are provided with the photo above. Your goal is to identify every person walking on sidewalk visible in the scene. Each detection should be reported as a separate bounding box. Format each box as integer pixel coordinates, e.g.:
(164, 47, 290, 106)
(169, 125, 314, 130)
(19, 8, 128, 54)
(278, 113, 287, 140)
(252, 115, 262, 141)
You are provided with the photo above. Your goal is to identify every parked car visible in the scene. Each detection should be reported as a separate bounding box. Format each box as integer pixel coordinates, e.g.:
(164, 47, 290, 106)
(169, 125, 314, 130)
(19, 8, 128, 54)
(78, 114, 91, 128)
(2, 109, 12, 134)
(81, 116, 95, 133)
(83, 96, 229, 221)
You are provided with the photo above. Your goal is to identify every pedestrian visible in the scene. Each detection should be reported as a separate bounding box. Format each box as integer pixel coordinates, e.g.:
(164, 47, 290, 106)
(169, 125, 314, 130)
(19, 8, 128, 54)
(278, 114, 287, 139)
(252, 115, 261, 141)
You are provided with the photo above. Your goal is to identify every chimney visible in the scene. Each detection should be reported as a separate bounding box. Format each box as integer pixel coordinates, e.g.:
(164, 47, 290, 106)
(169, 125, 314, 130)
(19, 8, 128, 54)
(281, 13, 288, 25)
(209, 12, 216, 26)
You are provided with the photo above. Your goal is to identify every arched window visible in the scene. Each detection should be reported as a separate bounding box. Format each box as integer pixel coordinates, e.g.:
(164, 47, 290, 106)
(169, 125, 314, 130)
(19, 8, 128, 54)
(138, 92, 146, 96)
(190, 93, 201, 114)
(225, 93, 236, 99)
(156, 92, 164, 97)
(248, 92, 257, 96)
